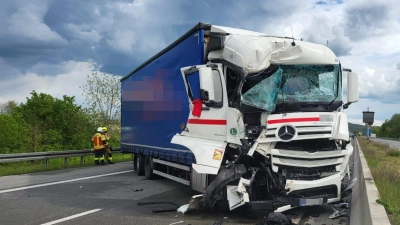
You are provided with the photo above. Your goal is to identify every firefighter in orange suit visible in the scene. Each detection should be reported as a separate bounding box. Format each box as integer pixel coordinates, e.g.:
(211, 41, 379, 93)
(102, 126, 114, 164)
(92, 127, 107, 165)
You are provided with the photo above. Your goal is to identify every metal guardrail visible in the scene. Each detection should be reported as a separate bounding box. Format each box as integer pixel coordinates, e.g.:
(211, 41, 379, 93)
(0, 148, 121, 167)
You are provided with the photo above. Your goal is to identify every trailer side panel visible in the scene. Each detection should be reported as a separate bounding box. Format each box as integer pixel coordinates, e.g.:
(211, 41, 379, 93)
(120, 29, 205, 165)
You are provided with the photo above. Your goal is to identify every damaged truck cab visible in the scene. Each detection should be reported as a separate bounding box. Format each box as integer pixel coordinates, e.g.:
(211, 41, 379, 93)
(171, 23, 359, 212)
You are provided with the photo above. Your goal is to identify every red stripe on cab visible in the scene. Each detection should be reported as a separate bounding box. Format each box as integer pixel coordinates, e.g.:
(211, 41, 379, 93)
(187, 119, 227, 125)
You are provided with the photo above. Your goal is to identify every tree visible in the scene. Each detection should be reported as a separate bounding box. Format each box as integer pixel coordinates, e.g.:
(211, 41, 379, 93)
(371, 126, 380, 135)
(378, 114, 400, 138)
(0, 100, 18, 114)
(80, 72, 121, 127)
(0, 112, 31, 154)
(16, 91, 96, 151)
(80, 72, 121, 146)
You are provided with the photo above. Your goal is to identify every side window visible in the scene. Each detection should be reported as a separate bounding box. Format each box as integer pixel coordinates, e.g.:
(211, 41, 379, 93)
(184, 71, 201, 101)
(212, 70, 223, 102)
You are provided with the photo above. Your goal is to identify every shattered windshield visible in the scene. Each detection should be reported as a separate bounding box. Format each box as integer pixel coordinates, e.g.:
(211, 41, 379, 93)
(241, 64, 341, 112)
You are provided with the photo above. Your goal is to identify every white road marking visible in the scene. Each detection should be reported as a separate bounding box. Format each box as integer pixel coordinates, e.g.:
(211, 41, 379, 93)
(0, 170, 134, 194)
(169, 221, 184, 225)
(40, 209, 102, 225)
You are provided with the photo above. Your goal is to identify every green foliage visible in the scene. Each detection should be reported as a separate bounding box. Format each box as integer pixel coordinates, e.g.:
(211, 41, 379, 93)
(386, 149, 400, 157)
(79, 72, 121, 128)
(376, 198, 395, 215)
(378, 114, 400, 138)
(0, 100, 18, 114)
(0, 91, 99, 153)
(0, 112, 31, 154)
(0, 73, 122, 154)
(348, 122, 364, 134)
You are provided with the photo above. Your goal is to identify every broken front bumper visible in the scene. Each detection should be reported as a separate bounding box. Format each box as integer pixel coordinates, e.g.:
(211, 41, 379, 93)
(227, 174, 357, 213)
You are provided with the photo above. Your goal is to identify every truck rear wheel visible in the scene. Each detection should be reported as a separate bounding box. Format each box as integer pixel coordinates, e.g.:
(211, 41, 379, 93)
(134, 154, 145, 176)
(145, 155, 155, 180)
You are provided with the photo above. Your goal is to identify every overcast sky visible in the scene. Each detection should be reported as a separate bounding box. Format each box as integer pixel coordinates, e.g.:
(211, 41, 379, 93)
(1, 0, 399, 126)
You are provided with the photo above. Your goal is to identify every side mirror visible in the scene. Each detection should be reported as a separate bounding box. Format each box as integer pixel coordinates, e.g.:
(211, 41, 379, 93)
(199, 67, 215, 101)
(347, 72, 359, 103)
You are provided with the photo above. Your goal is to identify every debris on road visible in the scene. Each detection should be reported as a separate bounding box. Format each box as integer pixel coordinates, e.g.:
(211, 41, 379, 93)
(334, 202, 350, 208)
(137, 201, 179, 213)
(177, 194, 203, 214)
(328, 208, 347, 219)
(212, 222, 223, 225)
(266, 212, 294, 225)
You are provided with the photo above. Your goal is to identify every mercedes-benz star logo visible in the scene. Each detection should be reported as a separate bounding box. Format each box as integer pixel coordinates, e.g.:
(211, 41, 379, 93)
(277, 125, 296, 141)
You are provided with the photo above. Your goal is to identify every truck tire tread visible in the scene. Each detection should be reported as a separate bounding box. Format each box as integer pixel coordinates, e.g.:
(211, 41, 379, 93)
(135, 154, 145, 176)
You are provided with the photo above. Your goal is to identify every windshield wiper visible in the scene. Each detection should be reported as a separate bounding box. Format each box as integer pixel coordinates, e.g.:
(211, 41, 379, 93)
(328, 95, 338, 110)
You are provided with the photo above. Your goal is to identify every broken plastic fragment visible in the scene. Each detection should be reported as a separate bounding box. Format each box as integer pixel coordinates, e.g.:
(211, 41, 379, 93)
(177, 204, 189, 214)
(328, 209, 346, 219)
(177, 194, 203, 214)
(334, 202, 350, 208)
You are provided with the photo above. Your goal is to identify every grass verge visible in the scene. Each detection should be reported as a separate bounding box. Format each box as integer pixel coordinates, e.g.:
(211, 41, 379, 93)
(0, 152, 133, 177)
(357, 137, 400, 225)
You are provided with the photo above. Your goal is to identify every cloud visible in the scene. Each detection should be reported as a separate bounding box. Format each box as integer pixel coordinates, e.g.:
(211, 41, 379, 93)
(0, 1, 68, 65)
(0, 0, 321, 75)
(302, 17, 352, 57)
(0, 61, 98, 105)
(343, 0, 400, 42)
(1, 1, 66, 44)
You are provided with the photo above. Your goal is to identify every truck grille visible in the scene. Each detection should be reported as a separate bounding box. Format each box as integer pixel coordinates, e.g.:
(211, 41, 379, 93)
(270, 148, 348, 178)
(264, 125, 332, 141)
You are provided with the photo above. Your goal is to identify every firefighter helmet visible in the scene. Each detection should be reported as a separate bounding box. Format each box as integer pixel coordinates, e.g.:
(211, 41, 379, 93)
(102, 127, 107, 132)
(97, 127, 103, 132)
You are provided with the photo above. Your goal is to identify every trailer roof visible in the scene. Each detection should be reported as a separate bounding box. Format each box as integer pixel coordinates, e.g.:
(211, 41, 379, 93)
(119, 22, 325, 82)
(120, 22, 212, 82)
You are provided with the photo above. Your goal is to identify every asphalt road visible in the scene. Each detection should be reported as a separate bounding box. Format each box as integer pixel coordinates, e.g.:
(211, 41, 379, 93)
(371, 138, 400, 150)
(0, 158, 353, 225)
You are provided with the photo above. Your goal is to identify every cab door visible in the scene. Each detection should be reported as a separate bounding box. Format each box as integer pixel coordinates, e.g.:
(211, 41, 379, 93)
(180, 63, 227, 142)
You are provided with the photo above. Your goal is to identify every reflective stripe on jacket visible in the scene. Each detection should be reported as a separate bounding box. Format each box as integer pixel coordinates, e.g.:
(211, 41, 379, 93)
(92, 132, 106, 150)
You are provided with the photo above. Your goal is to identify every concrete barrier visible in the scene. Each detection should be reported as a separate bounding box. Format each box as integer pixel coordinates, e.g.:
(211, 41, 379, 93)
(350, 138, 391, 225)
